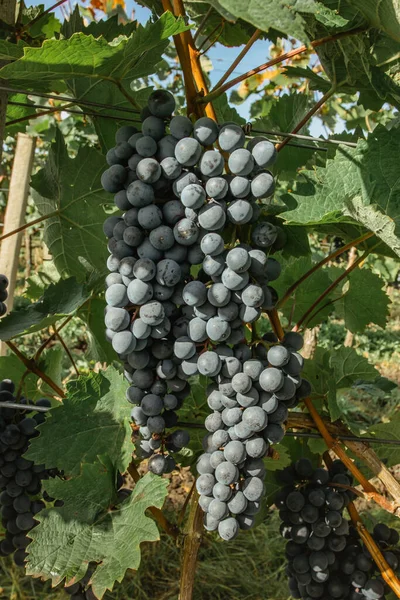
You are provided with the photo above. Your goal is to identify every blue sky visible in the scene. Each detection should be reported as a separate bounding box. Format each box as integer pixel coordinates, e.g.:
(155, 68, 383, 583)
(41, 0, 325, 135)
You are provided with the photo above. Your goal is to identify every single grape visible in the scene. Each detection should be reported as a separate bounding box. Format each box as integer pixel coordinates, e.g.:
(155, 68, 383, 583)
(101, 165, 127, 193)
(251, 140, 277, 168)
(252, 222, 278, 248)
(205, 177, 228, 200)
(193, 117, 219, 145)
(170, 115, 193, 139)
(148, 89, 175, 118)
(175, 137, 202, 166)
(218, 124, 245, 152)
(173, 218, 199, 246)
(136, 135, 157, 158)
(126, 180, 155, 208)
(142, 115, 165, 141)
(181, 183, 206, 209)
(200, 150, 224, 177)
(228, 148, 254, 176)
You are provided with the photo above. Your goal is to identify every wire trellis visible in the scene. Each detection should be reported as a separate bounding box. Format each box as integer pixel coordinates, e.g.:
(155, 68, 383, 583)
(1, 84, 360, 152)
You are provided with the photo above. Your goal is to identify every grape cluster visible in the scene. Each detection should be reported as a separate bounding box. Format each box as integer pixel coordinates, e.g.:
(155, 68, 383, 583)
(0, 274, 9, 317)
(277, 459, 400, 600)
(102, 90, 207, 474)
(338, 523, 400, 600)
(101, 89, 305, 482)
(195, 332, 310, 540)
(176, 124, 284, 344)
(0, 378, 56, 566)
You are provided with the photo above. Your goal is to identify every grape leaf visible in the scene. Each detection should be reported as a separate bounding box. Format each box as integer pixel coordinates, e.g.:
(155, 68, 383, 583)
(340, 269, 390, 333)
(0, 14, 188, 84)
(349, 0, 400, 42)
(302, 346, 378, 421)
(266, 444, 291, 470)
(0, 276, 92, 340)
(78, 296, 116, 364)
(366, 415, 400, 467)
(61, 5, 137, 41)
(6, 93, 37, 135)
(0, 40, 27, 61)
(274, 256, 337, 327)
(301, 346, 339, 419)
(185, 0, 343, 42)
(282, 125, 400, 256)
(0, 13, 188, 149)
(26, 367, 132, 476)
(26, 467, 167, 599)
(330, 347, 379, 389)
(213, 93, 245, 125)
(253, 92, 316, 176)
(30, 129, 109, 279)
(0, 355, 39, 400)
(40, 347, 64, 398)
(264, 470, 284, 507)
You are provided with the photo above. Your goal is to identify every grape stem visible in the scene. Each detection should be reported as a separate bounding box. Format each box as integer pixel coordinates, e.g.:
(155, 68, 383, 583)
(196, 20, 224, 53)
(276, 231, 375, 309)
(192, 7, 213, 43)
(52, 325, 79, 377)
(0, 210, 59, 243)
(162, 0, 199, 117)
(197, 27, 366, 105)
(173, 0, 218, 121)
(127, 463, 179, 539)
(6, 341, 65, 398)
(293, 244, 378, 331)
(178, 490, 203, 600)
(266, 308, 284, 340)
(276, 87, 335, 152)
(304, 397, 400, 514)
(177, 480, 196, 526)
(212, 29, 261, 90)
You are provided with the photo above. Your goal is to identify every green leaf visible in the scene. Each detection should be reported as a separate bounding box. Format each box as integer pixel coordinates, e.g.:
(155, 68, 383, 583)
(26, 469, 167, 599)
(281, 435, 317, 463)
(0, 15, 188, 84)
(61, 5, 137, 41)
(266, 444, 292, 470)
(274, 256, 336, 326)
(366, 415, 400, 467)
(0, 276, 92, 340)
(26, 367, 133, 476)
(213, 93, 245, 124)
(330, 347, 379, 389)
(0, 355, 39, 400)
(282, 125, 400, 256)
(301, 346, 338, 418)
(253, 92, 317, 176)
(39, 347, 64, 397)
(302, 346, 377, 421)
(0, 13, 189, 149)
(186, 0, 342, 42)
(349, 0, 400, 42)
(78, 296, 116, 364)
(264, 470, 283, 507)
(6, 93, 38, 135)
(30, 130, 109, 279)
(341, 269, 390, 333)
(0, 39, 27, 61)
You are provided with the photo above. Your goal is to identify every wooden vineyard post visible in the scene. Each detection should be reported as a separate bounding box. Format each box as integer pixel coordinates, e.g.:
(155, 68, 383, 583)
(0, 133, 36, 354)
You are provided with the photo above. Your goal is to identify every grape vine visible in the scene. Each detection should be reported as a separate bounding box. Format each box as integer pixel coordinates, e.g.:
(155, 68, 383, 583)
(0, 2, 399, 600)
